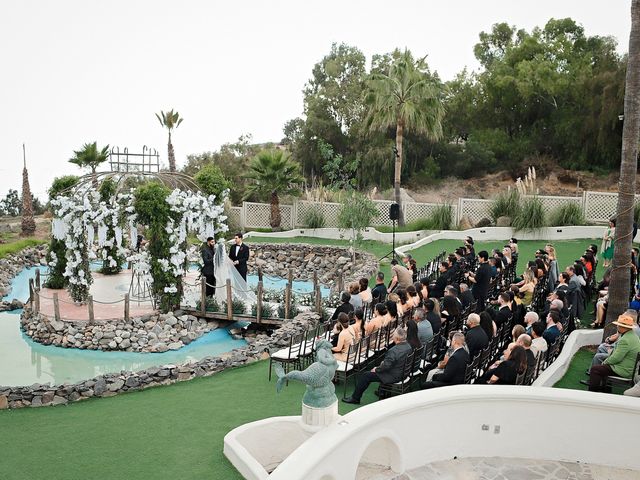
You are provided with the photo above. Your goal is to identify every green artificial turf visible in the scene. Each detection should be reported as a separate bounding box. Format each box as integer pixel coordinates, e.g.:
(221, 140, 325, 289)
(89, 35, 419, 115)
(553, 348, 593, 390)
(0, 360, 373, 480)
(0, 238, 46, 259)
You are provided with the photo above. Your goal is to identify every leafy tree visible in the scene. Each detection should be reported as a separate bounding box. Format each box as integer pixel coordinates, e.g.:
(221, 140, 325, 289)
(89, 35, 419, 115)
(364, 49, 445, 224)
(48, 175, 80, 199)
(156, 109, 184, 172)
(318, 139, 359, 190)
(337, 192, 378, 248)
(0, 190, 20, 216)
(244, 149, 303, 230)
(69, 142, 109, 187)
(605, 0, 640, 333)
(194, 164, 231, 200)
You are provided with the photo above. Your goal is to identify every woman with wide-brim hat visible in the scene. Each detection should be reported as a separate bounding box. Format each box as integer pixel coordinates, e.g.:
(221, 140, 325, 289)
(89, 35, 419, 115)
(588, 314, 640, 392)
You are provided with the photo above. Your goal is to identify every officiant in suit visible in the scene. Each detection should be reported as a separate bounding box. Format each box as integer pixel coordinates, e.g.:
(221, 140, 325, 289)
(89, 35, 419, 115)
(229, 233, 250, 280)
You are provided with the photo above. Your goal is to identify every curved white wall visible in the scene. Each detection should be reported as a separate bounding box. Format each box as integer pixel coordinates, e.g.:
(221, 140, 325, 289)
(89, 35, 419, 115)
(268, 386, 640, 480)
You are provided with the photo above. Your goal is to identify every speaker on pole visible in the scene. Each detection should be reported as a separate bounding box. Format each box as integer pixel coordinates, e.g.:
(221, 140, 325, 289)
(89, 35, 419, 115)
(389, 203, 400, 221)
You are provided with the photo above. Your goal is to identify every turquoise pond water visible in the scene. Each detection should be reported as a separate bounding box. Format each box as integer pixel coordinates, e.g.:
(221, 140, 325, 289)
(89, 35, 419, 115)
(0, 268, 251, 387)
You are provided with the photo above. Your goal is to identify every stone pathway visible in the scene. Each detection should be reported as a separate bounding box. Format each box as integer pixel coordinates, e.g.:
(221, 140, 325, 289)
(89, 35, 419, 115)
(389, 457, 638, 480)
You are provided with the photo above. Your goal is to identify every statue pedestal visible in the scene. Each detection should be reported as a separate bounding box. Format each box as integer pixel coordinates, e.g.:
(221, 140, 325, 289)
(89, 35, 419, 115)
(300, 400, 339, 433)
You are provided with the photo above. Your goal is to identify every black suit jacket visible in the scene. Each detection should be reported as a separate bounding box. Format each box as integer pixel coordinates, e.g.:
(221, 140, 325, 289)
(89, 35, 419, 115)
(460, 289, 474, 310)
(377, 342, 412, 384)
(434, 348, 469, 385)
(201, 244, 215, 277)
(228, 242, 250, 279)
(472, 263, 491, 300)
(431, 274, 448, 299)
(495, 306, 512, 328)
(465, 326, 489, 359)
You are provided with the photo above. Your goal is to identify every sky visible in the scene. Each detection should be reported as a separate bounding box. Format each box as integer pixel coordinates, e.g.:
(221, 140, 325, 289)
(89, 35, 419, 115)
(0, 0, 632, 200)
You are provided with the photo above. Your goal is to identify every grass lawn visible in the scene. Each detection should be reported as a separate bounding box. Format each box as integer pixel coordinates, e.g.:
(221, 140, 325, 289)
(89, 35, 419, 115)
(553, 347, 628, 394)
(0, 360, 373, 480)
(0, 237, 46, 259)
(249, 236, 599, 287)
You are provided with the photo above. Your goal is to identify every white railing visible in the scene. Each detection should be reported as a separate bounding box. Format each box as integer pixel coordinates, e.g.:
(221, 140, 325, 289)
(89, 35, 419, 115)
(230, 190, 637, 230)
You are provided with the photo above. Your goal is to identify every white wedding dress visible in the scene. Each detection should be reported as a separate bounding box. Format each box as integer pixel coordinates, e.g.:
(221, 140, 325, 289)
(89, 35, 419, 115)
(214, 240, 256, 306)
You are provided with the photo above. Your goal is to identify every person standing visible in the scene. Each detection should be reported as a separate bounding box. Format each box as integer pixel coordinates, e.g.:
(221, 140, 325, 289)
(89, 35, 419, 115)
(201, 236, 216, 297)
(229, 232, 250, 281)
(601, 219, 616, 268)
(468, 251, 491, 312)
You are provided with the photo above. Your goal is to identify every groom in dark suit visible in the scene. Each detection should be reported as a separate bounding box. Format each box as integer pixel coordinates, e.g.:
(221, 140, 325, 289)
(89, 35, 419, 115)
(228, 232, 250, 280)
(200, 237, 216, 297)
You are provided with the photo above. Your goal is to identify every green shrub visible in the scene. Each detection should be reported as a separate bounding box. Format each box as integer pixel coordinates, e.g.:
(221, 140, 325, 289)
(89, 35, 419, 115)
(489, 189, 521, 223)
(195, 296, 220, 312)
(424, 204, 453, 230)
(251, 302, 275, 318)
(222, 297, 247, 315)
(512, 196, 546, 231)
(302, 205, 326, 229)
(548, 202, 586, 226)
(194, 164, 231, 200)
(278, 301, 299, 319)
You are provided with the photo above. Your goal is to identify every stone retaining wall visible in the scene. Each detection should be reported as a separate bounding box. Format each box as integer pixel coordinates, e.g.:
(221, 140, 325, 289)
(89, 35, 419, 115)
(20, 308, 216, 353)
(0, 244, 47, 302)
(1, 310, 320, 409)
(248, 243, 378, 287)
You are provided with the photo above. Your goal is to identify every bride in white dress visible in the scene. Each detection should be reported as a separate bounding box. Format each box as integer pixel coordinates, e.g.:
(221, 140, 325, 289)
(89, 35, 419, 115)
(214, 239, 256, 305)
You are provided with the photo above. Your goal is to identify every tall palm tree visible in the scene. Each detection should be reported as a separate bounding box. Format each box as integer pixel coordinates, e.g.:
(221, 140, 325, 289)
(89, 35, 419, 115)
(244, 149, 303, 230)
(364, 50, 445, 225)
(69, 142, 110, 188)
(21, 144, 36, 236)
(605, 0, 640, 335)
(156, 109, 183, 172)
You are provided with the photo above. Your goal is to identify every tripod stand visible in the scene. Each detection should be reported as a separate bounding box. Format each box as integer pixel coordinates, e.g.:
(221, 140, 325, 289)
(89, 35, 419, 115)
(379, 218, 397, 262)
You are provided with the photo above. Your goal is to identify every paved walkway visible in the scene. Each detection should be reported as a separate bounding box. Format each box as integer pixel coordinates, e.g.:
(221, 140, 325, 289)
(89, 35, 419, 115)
(390, 457, 638, 480)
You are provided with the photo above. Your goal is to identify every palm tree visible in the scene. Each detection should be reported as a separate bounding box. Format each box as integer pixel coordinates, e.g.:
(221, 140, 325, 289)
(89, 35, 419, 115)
(69, 142, 110, 188)
(364, 50, 445, 225)
(245, 149, 303, 230)
(156, 109, 183, 172)
(605, 0, 640, 335)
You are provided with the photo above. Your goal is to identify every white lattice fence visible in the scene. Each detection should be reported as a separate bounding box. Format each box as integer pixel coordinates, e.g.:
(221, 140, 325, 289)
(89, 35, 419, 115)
(404, 203, 458, 226)
(372, 200, 395, 227)
(582, 191, 637, 224)
(227, 206, 242, 229)
(243, 202, 293, 229)
(296, 201, 341, 228)
(460, 198, 492, 224)
(533, 195, 582, 213)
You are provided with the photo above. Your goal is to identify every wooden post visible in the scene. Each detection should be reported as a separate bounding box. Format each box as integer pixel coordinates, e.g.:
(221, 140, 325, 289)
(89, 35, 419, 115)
(29, 279, 34, 304)
(256, 281, 263, 324)
(34, 289, 40, 314)
(285, 283, 292, 320)
(315, 284, 322, 314)
(124, 293, 130, 322)
(313, 270, 318, 293)
(200, 276, 207, 314)
(87, 295, 95, 324)
(337, 274, 344, 294)
(258, 267, 263, 282)
(288, 268, 293, 286)
(53, 293, 61, 322)
(35, 269, 41, 290)
(226, 279, 233, 321)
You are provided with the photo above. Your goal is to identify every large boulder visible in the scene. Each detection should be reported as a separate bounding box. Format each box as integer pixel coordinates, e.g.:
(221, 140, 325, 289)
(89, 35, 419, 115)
(496, 216, 512, 227)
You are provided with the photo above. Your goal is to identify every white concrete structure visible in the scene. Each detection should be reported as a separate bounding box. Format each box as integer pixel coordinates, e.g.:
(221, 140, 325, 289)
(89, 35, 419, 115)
(224, 386, 639, 480)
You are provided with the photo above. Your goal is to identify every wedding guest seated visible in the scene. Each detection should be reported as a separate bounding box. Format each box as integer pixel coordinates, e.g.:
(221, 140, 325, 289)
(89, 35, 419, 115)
(585, 310, 639, 376)
(406, 319, 422, 351)
(353, 308, 365, 342)
(424, 299, 442, 335)
(589, 314, 640, 392)
(512, 324, 526, 344)
(516, 333, 536, 373)
(332, 313, 357, 361)
(459, 282, 474, 310)
(348, 282, 363, 310)
(406, 285, 421, 308)
(524, 311, 539, 336)
(384, 300, 398, 326)
(366, 303, 387, 336)
(359, 278, 372, 304)
(331, 291, 354, 321)
(413, 307, 433, 345)
(484, 345, 527, 385)
(479, 310, 496, 339)
(371, 272, 387, 304)
(422, 332, 469, 388)
(430, 262, 450, 298)
(441, 295, 461, 326)
(465, 313, 489, 359)
(419, 277, 430, 302)
(530, 322, 548, 357)
(343, 327, 412, 404)
(542, 310, 562, 344)
(494, 293, 513, 328)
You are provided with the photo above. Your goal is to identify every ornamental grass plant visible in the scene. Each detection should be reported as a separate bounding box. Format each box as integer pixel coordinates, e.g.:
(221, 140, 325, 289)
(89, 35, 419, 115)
(512, 196, 546, 231)
(548, 202, 587, 226)
(489, 189, 521, 223)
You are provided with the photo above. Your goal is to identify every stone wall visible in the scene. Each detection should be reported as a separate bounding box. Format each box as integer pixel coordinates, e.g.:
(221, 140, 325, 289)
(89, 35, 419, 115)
(0, 311, 319, 409)
(248, 243, 378, 288)
(20, 308, 216, 353)
(0, 244, 47, 303)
